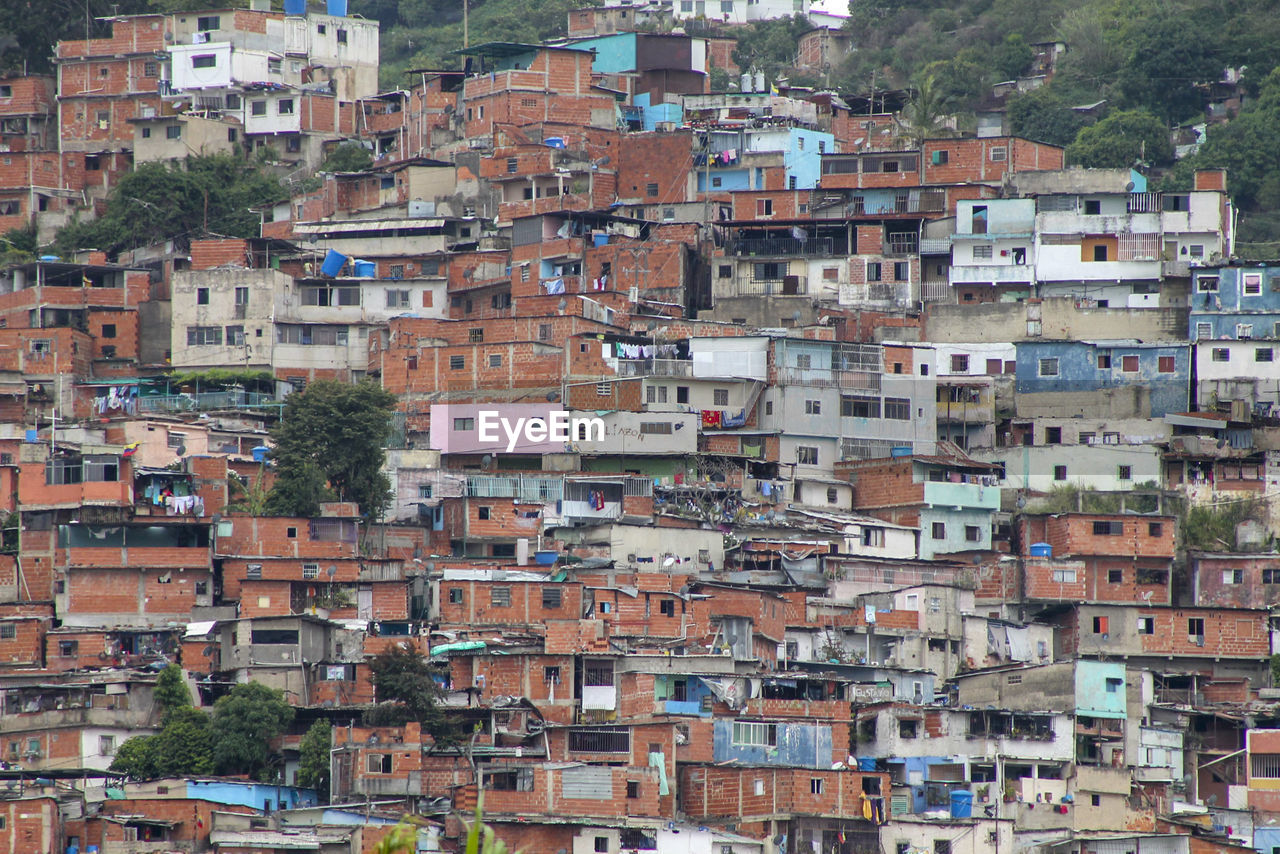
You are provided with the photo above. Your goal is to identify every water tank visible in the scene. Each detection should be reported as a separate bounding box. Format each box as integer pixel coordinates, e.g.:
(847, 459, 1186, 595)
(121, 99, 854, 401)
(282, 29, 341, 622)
(251, 445, 270, 463)
(352, 260, 376, 278)
(857, 757, 877, 772)
(319, 248, 348, 277)
(740, 73, 752, 93)
(534, 550, 559, 566)
(326, 0, 348, 15)
(950, 790, 973, 819)
(754, 70, 765, 93)
(283, 0, 306, 14)
(544, 137, 566, 149)
(24, 429, 37, 443)
(1030, 542, 1053, 558)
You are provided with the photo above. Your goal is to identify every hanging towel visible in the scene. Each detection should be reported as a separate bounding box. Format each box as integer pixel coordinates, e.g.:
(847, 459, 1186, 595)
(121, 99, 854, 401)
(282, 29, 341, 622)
(544, 277, 564, 295)
(722, 409, 746, 428)
(648, 751, 669, 796)
(701, 410, 722, 428)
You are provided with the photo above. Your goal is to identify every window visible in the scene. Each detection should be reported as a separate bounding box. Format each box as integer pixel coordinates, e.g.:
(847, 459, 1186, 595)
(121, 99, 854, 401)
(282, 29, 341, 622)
(0, 624, 14, 639)
(1053, 465, 1067, 481)
(796, 354, 811, 369)
(449, 355, 465, 370)
(627, 780, 641, 799)
(141, 127, 151, 138)
(452, 417, 475, 431)
(1156, 354, 1176, 372)
(490, 586, 510, 607)
(884, 398, 911, 420)
(487, 354, 501, 368)
(187, 326, 222, 346)
(893, 261, 909, 281)
(196, 14, 220, 29)
(732, 721, 777, 746)
(417, 484, 433, 499)
(842, 397, 880, 418)
(1245, 274, 1263, 295)
(1265, 569, 1280, 584)
(1092, 616, 1109, 634)
(337, 28, 348, 44)
(1045, 427, 1062, 445)
(1051, 569, 1076, 583)
(1118, 465, 1132, 481)
(60, 640, 78, 656)
(278, 99, 295, 115)
(866, 261, 882, 281)
(646, 182, 659, 198)
(717, 264, 732, 279)
(1138, 617, 1154, 634)
(191, 54, 216, 68)
(196, 287, 210, 305)
(989, 146, 1007, 162)
(1038, 358, 1059, 377)
(950, 354, 970, 373)
(1105, 678, 1122, 694)
(1197, 275, 1219, 292)
(1212, 348, 1230, 362)
(366, 754, 392, 774)
(640, 422, 673, 435)
(1093, 244, 1109, 261)
(972, 245, 993, 260)
(931, 522, 946, 540)
(1093, 521, 1123, 535)
(797, 446, 818, 465)
(251, 100, 267, 116)
(448, 588, 463, 604)
(385, 289, 411, 309)
(756, 199, 773, 216)
(1223, 569, 1244, 585)
(1121, 355, 1139, 372)
(659, 599, 675, 617)
(1187, 618, 1204, 639)
(811, 778, 824, 795)
(805, 399, 821, 415)
(676, 386, 689, 404)
(713, 388, 729, 406)
(1238, 324, 1254, 340)
(542, 588, 562, 609)
(647, 385, 668, 404)
(595, 382, 610, 397)
(965, 525, 981, 542)
(477, 506, 491, 521)
(1258, 348, 1274, 363)
(225, 325, 244, 345)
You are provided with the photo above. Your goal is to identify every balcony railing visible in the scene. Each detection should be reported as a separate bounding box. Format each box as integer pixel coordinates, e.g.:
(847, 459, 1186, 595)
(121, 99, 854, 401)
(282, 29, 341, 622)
(727, 237, 835, 257)
(776, 367, 882, 391)
(138, 390, 278, 413)
(616, 358, 693, 378)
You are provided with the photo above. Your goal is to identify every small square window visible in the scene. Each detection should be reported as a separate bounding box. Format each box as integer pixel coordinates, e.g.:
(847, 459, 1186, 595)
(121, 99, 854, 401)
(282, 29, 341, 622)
(1118, 465, 1132, 480)
(448, 588, 463, 604)
(286, 527, 297, 538)
(478, 506, 491, 520)
(1091, 794, 1102, 807)
(1054, 465, 1067, 481)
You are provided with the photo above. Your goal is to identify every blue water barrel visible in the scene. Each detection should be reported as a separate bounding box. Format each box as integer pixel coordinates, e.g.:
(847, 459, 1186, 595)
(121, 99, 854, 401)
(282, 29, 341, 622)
(251, 445, 270, 463)
(950, 790, 973, 818)
(352, 260, 376, 278)
(320, 248, 348, 277)
(326, 0, 348, 15)
(593, 234, 609, 247)
(544, 137, 566, 149)
(283, 0, 306, 13)
(1030, 542, 1053, 558)
(534, 550, 559, 566)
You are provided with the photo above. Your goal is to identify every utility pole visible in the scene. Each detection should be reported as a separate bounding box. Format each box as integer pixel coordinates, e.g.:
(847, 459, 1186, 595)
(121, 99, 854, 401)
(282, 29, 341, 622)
(463, 0, 469, 48)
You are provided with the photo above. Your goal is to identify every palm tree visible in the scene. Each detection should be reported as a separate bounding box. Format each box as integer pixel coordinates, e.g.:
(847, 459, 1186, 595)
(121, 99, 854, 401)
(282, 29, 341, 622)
(901, 75, 956, 145)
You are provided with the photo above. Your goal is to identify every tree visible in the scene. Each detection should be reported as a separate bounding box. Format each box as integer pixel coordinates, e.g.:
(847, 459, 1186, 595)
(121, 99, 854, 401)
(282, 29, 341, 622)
(321, 142, 374, 173)
(55, 154, 284, 258)
(1114, 14, 1221, 123)
(265, 379, 397, 518)
(1007, 88, 1086, 148)
(367, 642, 452, 739)
(990, 33, 1033, 83)
(900, 75, 956, 144)
(1065, 109, 1172, 169)
(1176, 68, 1280, 210)
(153, 663, 192, 720)
(297, 720, 332, 798)
(110, 706, 214, 780)
(211, 682, 295, 781)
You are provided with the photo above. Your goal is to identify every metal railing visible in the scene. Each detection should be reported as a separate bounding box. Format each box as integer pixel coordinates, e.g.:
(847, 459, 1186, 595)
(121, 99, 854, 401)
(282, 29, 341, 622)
(726, 237, 835, 257)
(616, 359, 693, 378)
(138, 390, 278, 413)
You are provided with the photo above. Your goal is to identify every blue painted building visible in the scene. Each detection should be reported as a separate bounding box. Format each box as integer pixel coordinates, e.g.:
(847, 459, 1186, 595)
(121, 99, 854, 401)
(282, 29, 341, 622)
(1189, 264, 1280, 341)
(184, 779, 319, 812)
(712, 718, 833, 768)
(655, 674, 715, 716)
(1074, 660, 1127, 720)
(696, 127, 835, 192)
(1015, 340, 1190, 417)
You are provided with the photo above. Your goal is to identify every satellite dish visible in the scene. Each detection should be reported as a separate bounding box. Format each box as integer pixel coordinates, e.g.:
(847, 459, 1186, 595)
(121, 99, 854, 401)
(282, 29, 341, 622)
(327, 565, 337, 578)
(481, 455, 493, 467)
(175, 444, 186, 456)
(1125, 181, 1135, 191)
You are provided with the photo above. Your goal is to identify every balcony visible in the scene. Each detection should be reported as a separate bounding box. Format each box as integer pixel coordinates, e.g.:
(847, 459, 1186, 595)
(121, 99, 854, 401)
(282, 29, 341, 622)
(950, 264, 1034, 284)
(139, 390, 278, 414)
(727, 237, 835, 257)
(776, 367, 881, 391)
(923, 480, 1000, 511)
(733, 276, 810, 297)
(616, 358, 693, 378)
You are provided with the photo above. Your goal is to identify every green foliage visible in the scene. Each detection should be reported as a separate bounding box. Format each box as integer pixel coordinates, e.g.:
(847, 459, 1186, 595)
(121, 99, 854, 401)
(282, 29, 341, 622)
(211, 682, 295, 781)
(374, 823, 421, 854)
(321, 142, 374, 174)
(55, 155, 284, 258)
(731, 15, 812, 80)
(366, 642, 454, 741)
(228, 464, 272, 517)
(1113, 14, 1221, 124)
(265, 379, 397, 519)
(167, 369, 276, 393)
(153, 664, 192, 719)
(110, 707, 215, 780)
(1007, 88, 1086, 147)
(297, 720, 332, 798)
(1183, 497, 1265, 552)
(463, 796, 521, 854)
(1066, 109, 1172, 168)
(1271, 654, 1280, 687)
(1175, 69, 1280, 211)
(900, 75, 957, 144)
(0, 224, 38, 265)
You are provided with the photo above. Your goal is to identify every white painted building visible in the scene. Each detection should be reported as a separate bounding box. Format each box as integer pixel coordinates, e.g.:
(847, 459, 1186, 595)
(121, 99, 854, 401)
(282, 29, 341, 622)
(975, 443, 1163, 493)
